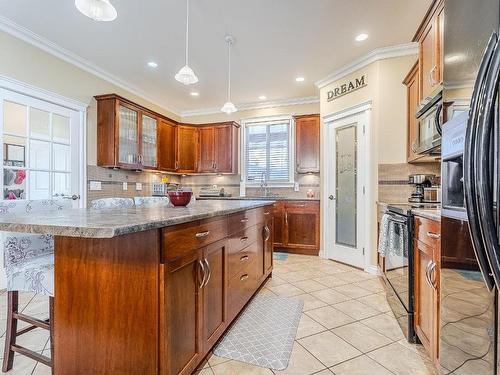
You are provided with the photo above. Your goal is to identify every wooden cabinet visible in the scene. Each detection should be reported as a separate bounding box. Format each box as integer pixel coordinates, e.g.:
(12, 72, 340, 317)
(272, 201, 320, 255)
(198, 122, 239, 173)
(414, 215, 440, 364)
(176, 125, 199, 173)
(295, 114, 320, 173)
(404, 62, 420, 162)
(95, 94, 159, 170)
(414, 0, 444, 103)
(158, 119, 177, 172)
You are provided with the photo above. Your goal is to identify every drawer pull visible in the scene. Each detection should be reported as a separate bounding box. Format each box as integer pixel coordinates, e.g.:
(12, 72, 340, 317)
(264, 226, 271, 241)
(426, 231, 440, 239)
(240, 218, 249, 223)
(198, 260, 207, 289)
(240, 255, 249, 262)
(240, 236, 249, 242)
(195, 231, 210, 238)
(264, 211, 270, 215)
(240, 274, 249, 282)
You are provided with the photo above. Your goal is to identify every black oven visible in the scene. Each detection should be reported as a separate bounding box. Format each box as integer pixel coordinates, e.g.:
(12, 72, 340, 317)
(382, 205, 416, 342)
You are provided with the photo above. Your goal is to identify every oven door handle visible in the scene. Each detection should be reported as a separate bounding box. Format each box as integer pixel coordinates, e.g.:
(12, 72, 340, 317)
(476, 36, 500, 290)
(435, 103, 442, 136)
(463, 32, 497, 291)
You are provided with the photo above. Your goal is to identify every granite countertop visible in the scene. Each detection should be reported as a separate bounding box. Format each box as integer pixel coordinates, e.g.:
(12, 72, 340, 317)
(412, 208, 441, 222)
(0, 200, 275, 239)
(197, 196, 320, 202)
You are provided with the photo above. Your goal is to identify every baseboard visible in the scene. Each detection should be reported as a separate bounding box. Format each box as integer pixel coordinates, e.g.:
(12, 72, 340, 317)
(364, 265, 382, 275)
(274, 247, 320, 256)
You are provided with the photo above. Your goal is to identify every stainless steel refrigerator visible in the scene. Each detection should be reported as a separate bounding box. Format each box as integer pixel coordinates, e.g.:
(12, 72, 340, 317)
(440, 0, 500, 374)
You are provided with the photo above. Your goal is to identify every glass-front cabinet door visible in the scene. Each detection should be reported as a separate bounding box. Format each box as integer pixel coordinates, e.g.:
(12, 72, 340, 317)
(117, 104, 140, 167)
(141, 114, 158, 169)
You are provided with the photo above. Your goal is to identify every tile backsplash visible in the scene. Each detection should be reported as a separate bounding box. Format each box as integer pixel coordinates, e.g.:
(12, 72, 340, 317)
(378, 162, 441, 204)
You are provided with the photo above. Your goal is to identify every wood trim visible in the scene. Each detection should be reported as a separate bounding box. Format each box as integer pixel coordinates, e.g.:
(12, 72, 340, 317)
(412, 0, 445, 42)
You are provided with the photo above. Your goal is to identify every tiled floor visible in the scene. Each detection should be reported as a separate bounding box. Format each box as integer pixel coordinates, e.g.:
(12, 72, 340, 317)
(0, 254, 437, 374)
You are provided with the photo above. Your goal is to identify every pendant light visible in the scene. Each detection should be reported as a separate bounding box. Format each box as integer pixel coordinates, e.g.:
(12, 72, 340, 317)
(221, 35, 237, 114)
(75, 0, 117, 21)
(175, 0, 199, 85)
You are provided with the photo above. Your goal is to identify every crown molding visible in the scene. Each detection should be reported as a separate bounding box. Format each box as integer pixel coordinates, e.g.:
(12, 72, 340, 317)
(0, 15, 181, 116)
(180, 96, 319, 118)
(315, 43, 419, 89)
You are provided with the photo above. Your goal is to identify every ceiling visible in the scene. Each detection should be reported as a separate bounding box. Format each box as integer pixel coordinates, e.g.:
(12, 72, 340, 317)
(0, 0, 432, 114)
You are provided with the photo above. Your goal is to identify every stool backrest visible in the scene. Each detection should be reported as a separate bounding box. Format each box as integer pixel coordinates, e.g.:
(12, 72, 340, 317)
(0, 199, 72, 269)
(90, 197, 135, 210)
(134, 196, 169, 207)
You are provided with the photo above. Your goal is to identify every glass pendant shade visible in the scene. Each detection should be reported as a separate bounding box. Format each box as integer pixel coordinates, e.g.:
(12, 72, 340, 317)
(75, 0, 117, 21)
(221, 101, 237, 114)
(175, 65, 199, 85)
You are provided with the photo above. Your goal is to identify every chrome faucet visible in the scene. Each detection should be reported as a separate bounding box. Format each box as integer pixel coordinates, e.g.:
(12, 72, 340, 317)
(260, 171, 269, 197)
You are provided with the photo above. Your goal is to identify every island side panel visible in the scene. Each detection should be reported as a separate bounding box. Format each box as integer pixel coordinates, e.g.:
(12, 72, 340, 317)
(54, 229, 161, 375)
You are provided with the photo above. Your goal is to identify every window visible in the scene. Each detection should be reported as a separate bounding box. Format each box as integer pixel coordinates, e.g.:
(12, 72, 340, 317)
(243, 116, 294, 185)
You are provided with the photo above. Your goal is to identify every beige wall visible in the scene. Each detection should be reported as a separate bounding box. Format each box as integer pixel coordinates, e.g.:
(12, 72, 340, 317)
(319, 54, 417, 270)
(0, 31, 180, 167)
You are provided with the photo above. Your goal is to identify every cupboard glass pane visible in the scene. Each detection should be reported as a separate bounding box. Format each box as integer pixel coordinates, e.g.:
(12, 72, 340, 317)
(142, 115, 157, 167)
(53, 172, 70, 198)
(30, 107, 50, 139)
(53, 114, 71, 143)
(53, 144, 71, 171)
(30, 140, 51, 169)
(3, 168, 26, 199)
(29, 170, 50, 199)
(4, 135, 26, 168)
(3, 101, 27, 136)
(118, 105, 138, 164)
(335, 124, 357, 248)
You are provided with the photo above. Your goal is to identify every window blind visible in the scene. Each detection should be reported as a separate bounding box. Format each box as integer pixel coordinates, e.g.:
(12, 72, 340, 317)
(244, 119, 291, 183)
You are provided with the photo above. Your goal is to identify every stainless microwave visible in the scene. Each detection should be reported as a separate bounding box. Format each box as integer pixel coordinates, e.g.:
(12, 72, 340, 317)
(415, 92, 442, 155)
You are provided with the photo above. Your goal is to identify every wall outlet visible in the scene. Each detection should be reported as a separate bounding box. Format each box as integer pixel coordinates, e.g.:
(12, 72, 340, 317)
(122, 182, 128, 191)
(89, 181, 102, 191)
(294, 182, 300, 192)
(135, 182, 143, 191)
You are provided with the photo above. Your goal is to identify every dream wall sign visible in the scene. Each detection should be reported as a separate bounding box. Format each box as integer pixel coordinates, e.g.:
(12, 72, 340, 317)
(326, 75, 367, 101)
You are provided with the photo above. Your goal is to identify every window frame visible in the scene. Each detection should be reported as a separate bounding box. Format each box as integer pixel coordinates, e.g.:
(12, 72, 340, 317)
(241, 115, 295, 187)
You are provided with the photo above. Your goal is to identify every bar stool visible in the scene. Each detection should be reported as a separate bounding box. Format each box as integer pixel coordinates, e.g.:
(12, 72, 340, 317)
(90, 197, 135, 209)
(0, 199, 71, 374)
(133, 196, 169, 207)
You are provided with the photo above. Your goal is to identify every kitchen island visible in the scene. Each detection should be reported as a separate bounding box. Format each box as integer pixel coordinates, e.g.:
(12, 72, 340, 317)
(0, 200, 275, 375)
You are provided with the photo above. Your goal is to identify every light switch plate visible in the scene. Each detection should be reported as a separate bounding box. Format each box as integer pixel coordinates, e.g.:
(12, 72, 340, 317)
(122, 182, 128, 191)
(294, 182, 300, 192)
(89, 181, 102, 191)
(135, 182, 142, 191)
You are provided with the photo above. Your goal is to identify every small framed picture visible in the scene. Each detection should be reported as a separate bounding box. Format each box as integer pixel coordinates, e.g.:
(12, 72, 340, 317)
(4, 143, 25, 167)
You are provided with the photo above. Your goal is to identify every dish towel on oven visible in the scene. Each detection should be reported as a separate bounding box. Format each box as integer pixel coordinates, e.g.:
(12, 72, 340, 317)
(378, 213, 407, 257)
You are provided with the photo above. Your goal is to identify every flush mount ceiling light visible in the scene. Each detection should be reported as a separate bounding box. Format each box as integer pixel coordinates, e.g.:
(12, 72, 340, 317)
(295, 76, 305, 82)
(258, 95, 267, 100)
(147, 61, 158, 68)
(175, 0, 199, 85)
(355, 33, 369, 42)
(74, 0, 117, 21)
(190, 92, 199, 97)
(221, 35, 238, 114)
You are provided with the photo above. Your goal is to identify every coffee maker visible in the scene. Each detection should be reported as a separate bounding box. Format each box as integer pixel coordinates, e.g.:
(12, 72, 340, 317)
(408, 174, 435, 203)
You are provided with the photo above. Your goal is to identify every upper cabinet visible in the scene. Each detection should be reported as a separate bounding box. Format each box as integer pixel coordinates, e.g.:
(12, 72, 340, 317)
(414, 0, 444, 104)
(96, 94, 158, 170)
(404, 62, 420, 162)
(295, 114, 320, 173)
(198, 122, 239, 174)
(96, 94, 240, 175)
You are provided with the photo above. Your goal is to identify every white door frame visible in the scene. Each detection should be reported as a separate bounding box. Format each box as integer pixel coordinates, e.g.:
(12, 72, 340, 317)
(0, 75, 88, 207)
(321, 100, 372, 271)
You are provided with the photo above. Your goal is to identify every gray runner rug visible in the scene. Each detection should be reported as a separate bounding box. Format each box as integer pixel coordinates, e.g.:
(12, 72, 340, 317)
(213, 294, 304, 370)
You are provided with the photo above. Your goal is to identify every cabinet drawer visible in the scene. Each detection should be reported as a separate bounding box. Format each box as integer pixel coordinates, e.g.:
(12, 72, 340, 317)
(228, 208, 265, 235)
(414, 216, 441, 248)
(163, 216, 227, 261)
(227, 259, 260, 319)
(285, 201, 319, 211)
(228, 241, 261, 279)
(227, 225, 260, 254)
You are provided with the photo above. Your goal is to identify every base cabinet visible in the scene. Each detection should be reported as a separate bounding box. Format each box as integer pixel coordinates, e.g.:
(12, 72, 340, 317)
(272, 201, 320, 255)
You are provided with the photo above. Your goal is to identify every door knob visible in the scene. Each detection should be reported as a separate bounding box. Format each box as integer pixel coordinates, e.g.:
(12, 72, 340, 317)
(329, 195, 334, 200)
(62, 194, 80, 200)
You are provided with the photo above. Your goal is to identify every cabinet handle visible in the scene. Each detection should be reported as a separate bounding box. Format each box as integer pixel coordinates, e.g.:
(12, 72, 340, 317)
(429, 261, 437, 290)
(198, 259, 207, 289)
(285, 212, 288, 225)
(426, 231, 441, 239)
(240, 255, 249, 262)
(241, 218, 249, 223)
(240, 236, 248, 242)
(264, 226, 271, 241)
(240, 274, 249, 282)
(214, 162, 217, 170)
(203, 258, 211, 286)
(195, 231, 210, 238)
(425, 260, 433, 288)
(264, 211, 270, 215)
(175, 161, 179, 170)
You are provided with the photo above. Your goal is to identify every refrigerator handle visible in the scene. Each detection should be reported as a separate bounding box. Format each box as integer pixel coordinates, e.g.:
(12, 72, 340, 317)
(464, 32, 498, 291)
(476, 36, 500, 290)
